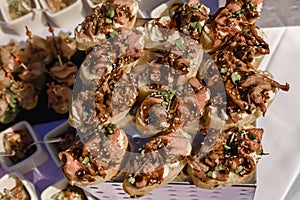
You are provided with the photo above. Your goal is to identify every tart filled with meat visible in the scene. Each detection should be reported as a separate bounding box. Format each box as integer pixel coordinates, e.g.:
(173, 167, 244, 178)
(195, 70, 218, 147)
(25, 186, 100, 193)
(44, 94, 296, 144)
(48, 61, 78, 87)
(136, 77, 209, 136)
(68, 90, 97, 133)
(74, 0, 138, 51)
(143, 18, 203, 79)
(58, 123, 128, 187)
(123, 128, 191, 197)
(205, 69, 289, 129)
(201, 0, 266, 52)
(45, 31, 77, 60)
(0, 40, 22, 72)
(211, 24, 270, 70)
(135, 88, 181, 136)
(94, 67, 138, 125)
(47, 83, 73, 114)
(10, 81, 38, 110)
(169, 0, 210, 42)
(20, 35, 53, 65)
(79, 28, 145, 88)
(187, 125, 264, 189)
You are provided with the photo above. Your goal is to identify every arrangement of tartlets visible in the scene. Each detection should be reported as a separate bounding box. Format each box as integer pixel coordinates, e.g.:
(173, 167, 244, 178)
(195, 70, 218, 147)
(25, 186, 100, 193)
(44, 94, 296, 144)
(53, 0, 289, 198)
(0, 26, 78, 124)
(0, 0, 291, 199)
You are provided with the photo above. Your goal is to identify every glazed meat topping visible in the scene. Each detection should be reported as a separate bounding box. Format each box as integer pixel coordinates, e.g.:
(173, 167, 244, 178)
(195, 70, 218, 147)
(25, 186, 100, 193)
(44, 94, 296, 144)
(60, 124, 122, 183)
(128, 130, 190, 188)
(188, 127, 264, 182)
(209, 0, 264, 47)
(225, 71, 290, 121)
(170, 1, 210, 41)
(94, 67, 137, 124)
(76, 0, 135, 40)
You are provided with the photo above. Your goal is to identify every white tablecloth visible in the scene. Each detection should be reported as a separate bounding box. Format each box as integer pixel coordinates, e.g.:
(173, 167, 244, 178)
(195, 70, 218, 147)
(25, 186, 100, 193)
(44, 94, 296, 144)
(255, 26, 300, 200)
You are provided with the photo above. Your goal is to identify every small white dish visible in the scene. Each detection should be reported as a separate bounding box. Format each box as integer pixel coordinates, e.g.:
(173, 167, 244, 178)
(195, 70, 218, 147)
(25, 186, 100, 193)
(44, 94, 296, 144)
(40, 178, 94, 200)
(0, 171, 38, 200)
(0, 121, 49, 174)
(0, 0, 46, 35)
(39, 0, 85, 27)
(44, 121, 76, 167)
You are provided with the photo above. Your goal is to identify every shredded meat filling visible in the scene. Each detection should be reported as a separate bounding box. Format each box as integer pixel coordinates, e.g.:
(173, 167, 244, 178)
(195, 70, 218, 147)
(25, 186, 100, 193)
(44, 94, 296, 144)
(225, 71, 290, 121)
(59, 125, 122, 183)
(209, 0, 263, 47)
(188, 127, 264, 183)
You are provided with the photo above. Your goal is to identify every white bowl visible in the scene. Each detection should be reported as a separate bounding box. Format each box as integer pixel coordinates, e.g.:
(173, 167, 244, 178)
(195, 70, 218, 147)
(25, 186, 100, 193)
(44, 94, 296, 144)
(0, 0, 46, 35)
(0, 121, 49, 174)
(0, 171, 38, 200)
(39, 0, 85, 27)
(43, 120, 76, 167)
(40, 178, 94, 200)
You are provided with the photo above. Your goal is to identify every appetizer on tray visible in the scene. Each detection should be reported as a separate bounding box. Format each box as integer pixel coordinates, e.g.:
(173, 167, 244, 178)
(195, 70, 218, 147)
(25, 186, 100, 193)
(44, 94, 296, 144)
(41, 0, 289, 198)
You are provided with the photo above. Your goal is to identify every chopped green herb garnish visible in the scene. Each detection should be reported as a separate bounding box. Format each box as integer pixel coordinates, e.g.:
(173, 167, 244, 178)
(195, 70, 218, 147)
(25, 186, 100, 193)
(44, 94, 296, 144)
(224, 144, 231, 150)
(175, 39, 185, 51)
(82, 111, 89, 120)
(128, 176, 135, 184)
(140, 149, 145, 157)
(246, 2, 254, 10)
(97, 124, 104, 131)
(82, 157, 90, 165)
(169, 9, 176, 17)
(257, 149, 263, 155)
(191, 5, 199, 9)
(105, 18, 112, 24)
(191, 22, 202, 30)
(169, 110, 175, 114)
(215, 165, 224, 172)
(161, 101, 168, 109)
(177, 86, 184, 92)
(165, 158, 171, 163)
(235, 166, 244, 174)
(207, 171, 217, 179)
(251, 134, 257, 140)
(109, 30, 119, 37)
(106, 6, 115, 18)
(220, 67, 228, 74)
(231, 72, 241, 85)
